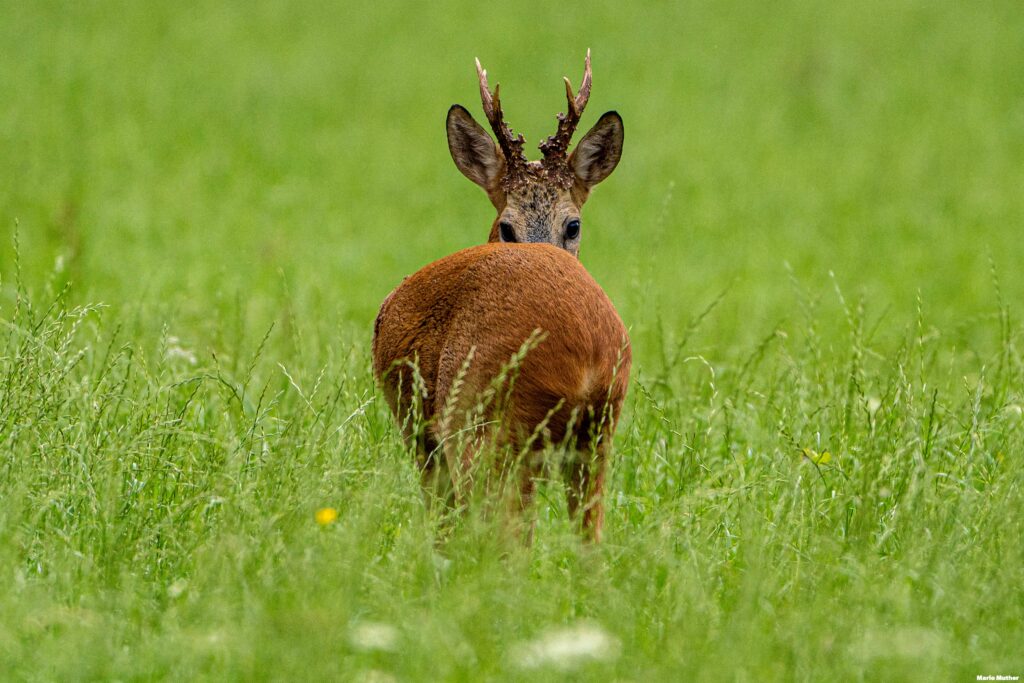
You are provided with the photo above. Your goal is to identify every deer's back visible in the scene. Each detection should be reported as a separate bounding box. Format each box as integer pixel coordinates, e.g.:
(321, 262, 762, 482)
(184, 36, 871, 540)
(373, 243, 630, 449)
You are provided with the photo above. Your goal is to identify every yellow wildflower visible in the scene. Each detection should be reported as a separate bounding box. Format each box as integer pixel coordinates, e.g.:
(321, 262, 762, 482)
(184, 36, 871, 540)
(315, 507, 339, 526)
(802, 447, 832, 465)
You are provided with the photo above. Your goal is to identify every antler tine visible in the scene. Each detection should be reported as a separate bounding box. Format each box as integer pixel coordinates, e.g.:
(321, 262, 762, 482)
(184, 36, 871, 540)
(540, 49, 593, 183)
(475, 57, 527, 181)
(475, 58, 494, 119)
(565, 48, 592, 117)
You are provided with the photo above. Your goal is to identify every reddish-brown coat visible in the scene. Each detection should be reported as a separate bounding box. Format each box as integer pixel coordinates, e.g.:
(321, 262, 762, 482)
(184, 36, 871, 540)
(373, 242, 630, 540)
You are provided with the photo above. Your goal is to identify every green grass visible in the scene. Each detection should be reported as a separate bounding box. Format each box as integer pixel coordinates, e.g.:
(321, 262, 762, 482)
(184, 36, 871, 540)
(2, 0, 1023, 679)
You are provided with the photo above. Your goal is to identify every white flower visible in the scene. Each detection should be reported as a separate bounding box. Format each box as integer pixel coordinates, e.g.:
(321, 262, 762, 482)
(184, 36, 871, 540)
(165, 336, 198, 365)
(167, 578, 188, 599)
(851, 627, 943, 661)
(512, 621, 620, 670)
(350, 621, 399, 653)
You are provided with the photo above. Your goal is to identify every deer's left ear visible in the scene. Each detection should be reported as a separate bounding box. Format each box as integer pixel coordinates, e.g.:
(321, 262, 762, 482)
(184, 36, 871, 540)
(570, 111, 624, 189)
(447, 104, 504, 191)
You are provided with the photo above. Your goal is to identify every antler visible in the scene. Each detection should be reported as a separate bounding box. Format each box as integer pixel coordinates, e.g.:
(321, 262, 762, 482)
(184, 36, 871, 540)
(539, 49, 592, 185)
(476, 58, 529, 187)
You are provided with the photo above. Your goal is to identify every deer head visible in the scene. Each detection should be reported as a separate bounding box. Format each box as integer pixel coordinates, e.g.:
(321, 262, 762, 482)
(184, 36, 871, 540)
(446, 50, 624, 258)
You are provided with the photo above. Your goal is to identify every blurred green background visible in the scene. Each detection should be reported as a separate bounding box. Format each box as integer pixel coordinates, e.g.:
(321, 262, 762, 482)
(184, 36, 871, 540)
(4, 0, 1022, 349)
(2, 1, 1023, 679)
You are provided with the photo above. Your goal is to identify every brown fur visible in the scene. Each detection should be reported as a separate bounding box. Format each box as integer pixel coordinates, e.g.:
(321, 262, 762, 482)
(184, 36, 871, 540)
(373, 243, 630, 541)
(374, 56, 629, 541)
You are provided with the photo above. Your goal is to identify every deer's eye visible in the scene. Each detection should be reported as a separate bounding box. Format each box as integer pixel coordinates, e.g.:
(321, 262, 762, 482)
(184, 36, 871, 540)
(499, 221, 516, 242)
(565, 219, 581, 240)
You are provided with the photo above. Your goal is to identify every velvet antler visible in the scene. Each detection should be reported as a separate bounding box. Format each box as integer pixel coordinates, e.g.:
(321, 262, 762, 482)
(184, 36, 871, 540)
(539, 49, 592, 187)
(476, 58, 530, 188)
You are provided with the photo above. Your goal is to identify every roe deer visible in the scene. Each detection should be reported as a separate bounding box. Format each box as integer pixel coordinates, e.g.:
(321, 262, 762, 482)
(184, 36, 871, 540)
(373, 52, 629, 541)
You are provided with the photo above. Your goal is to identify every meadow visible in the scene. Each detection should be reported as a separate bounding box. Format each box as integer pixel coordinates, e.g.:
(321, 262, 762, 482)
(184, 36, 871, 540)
(1, 1, 1023, 679)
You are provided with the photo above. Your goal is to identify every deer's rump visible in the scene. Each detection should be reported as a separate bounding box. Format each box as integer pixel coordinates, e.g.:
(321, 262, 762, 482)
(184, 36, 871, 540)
(373, 243, 631, 455)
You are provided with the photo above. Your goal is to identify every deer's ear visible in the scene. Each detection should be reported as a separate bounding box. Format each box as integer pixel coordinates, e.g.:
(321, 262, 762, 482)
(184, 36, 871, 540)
(447, 105, 504, 190)
(570, 111, 623, 189)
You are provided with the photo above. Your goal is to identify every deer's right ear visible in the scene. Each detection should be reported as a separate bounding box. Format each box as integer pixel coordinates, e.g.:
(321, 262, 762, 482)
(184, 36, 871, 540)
(570, 111, 624, 190)
(447, 105, 504, 191)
